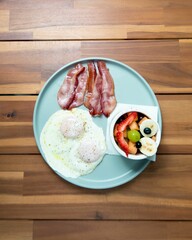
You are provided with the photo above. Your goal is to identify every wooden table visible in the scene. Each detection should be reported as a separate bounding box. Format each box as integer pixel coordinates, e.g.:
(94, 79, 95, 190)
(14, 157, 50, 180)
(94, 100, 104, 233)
(0, 1, 192, 239)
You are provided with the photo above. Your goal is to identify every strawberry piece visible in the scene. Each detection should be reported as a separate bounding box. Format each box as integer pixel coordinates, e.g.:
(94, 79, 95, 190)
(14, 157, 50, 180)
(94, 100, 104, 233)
(114, 123, 119, 137)
(116, 131, 129, 156)
(117, 112, 138, 132)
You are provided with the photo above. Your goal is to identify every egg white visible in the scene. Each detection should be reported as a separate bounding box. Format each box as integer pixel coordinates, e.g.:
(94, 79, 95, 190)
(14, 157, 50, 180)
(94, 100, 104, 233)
(40, 108, 106, 178)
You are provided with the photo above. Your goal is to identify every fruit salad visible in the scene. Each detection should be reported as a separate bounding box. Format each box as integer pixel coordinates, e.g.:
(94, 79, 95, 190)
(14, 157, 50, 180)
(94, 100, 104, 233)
(113, 111, 159, 157)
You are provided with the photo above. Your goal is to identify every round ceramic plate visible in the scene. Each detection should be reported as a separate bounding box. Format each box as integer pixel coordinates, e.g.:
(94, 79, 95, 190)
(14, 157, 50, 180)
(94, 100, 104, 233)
(33, 57, 162, 189)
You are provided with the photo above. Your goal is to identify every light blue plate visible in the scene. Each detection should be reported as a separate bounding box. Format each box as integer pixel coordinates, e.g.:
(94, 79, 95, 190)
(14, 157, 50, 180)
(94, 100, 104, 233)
(33, 57, 162, 189)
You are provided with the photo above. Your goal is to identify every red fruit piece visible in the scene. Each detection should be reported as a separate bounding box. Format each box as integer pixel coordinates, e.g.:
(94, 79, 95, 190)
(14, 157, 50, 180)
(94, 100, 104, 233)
(116, 131, 129, 156)
(114, 123, 119, 137)
(117, 112, 138, 132)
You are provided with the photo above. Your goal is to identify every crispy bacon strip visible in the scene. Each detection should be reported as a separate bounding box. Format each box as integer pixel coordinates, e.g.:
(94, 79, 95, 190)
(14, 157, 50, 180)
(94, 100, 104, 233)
(57, 64, 85, 109)
(97, 61, 117, 117)
(68, 68, 88, 109)
(88, 70, 103, 116)
(84, 62, 96, 109)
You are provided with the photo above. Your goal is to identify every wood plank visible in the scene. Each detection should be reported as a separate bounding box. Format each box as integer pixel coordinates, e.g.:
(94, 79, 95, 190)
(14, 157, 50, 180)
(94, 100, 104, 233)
(127, 62, 192, 94)
(22, 155, 192, 197)
(179, 39, 192, 62)
(1, 198, 191, 220)
(1, 154, 191, 174)
(81, 40, 180, 62)
(0, 32, 33, 40)
(0, 95, 192, 154)
(0, 192, 192, 220)
(164, 6, 192, 26)
(2, 40, 192, 94)
(74, 0, 192, 9)
(32, 25, 192, 40)
(2, 25, 192, 41)
(0, 97, 38, 153)
(0, 97, 34, 122)
(2, 0, 192, 11)
(0, 41, 81, 94)
(0, 220, 33, 240)
(0, 172, 23, 195)
(1, 219, 192, 240)
(0, 193, 192, 220)
(0, 10, 9, 31)
(0, 0, 73, 10)
(126, 25, 192, 39)
(9, 8, 163, 31)
(0, 155, 50, 173)
(1, 1, 192, 40)
(157, 95, 192, 154)
(33, 220, 192, 240)
(0, 155, 192, 220)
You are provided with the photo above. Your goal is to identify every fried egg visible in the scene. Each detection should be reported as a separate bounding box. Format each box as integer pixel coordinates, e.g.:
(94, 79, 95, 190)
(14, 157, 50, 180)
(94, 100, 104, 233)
(40, 108, 106, 178)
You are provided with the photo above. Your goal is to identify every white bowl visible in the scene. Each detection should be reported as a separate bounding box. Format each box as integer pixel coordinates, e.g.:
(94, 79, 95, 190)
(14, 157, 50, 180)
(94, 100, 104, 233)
(110, 109, 161, 160)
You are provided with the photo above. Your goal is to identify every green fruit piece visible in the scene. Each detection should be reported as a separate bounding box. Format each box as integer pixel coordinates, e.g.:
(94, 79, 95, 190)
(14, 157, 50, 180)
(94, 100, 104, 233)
(127, 130, 141, 143)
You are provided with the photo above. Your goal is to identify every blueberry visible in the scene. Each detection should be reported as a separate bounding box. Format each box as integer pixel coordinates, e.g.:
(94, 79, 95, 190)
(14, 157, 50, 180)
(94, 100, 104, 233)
(136, 141, 142, 149)
(144, 127, 151, 134)
(138, 112, 145, 121)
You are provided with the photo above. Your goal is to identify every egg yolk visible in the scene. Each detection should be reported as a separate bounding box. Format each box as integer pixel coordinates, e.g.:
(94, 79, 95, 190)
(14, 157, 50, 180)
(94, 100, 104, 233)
(60, 116, 84, 138)
(77, 138, 103, 163)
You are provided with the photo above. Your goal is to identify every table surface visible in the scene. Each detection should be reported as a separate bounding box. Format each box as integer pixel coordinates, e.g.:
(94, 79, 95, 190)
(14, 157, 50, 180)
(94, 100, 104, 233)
(0, 1, 192, 239)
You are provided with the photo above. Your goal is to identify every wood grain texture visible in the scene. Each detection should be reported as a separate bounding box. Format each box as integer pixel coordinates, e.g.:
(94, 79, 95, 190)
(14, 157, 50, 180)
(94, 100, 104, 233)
(0, 41, 80, 94)
(1, 0, 192, 40)
(0, 220, 33, 240)
(0, 10, 9, 32)
(33, 220, 192, 240)
(0, 172, 23, 195)
(0, 154, 192, 220)
(81, 40, 180, 62)
(0, 40, 192, 94)
(0, 220, 192, 240)
(179, 39, 192, 61)
(9, 8, 163, 30)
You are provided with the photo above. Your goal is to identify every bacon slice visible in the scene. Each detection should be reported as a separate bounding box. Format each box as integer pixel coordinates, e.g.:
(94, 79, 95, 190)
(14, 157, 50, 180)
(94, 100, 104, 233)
(88, 70, 103, 116)
(84, 62, 96, 109)
(97, 61, 117, 117)
(57, 64, 85, 109)
(68, 67, 88, 109)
